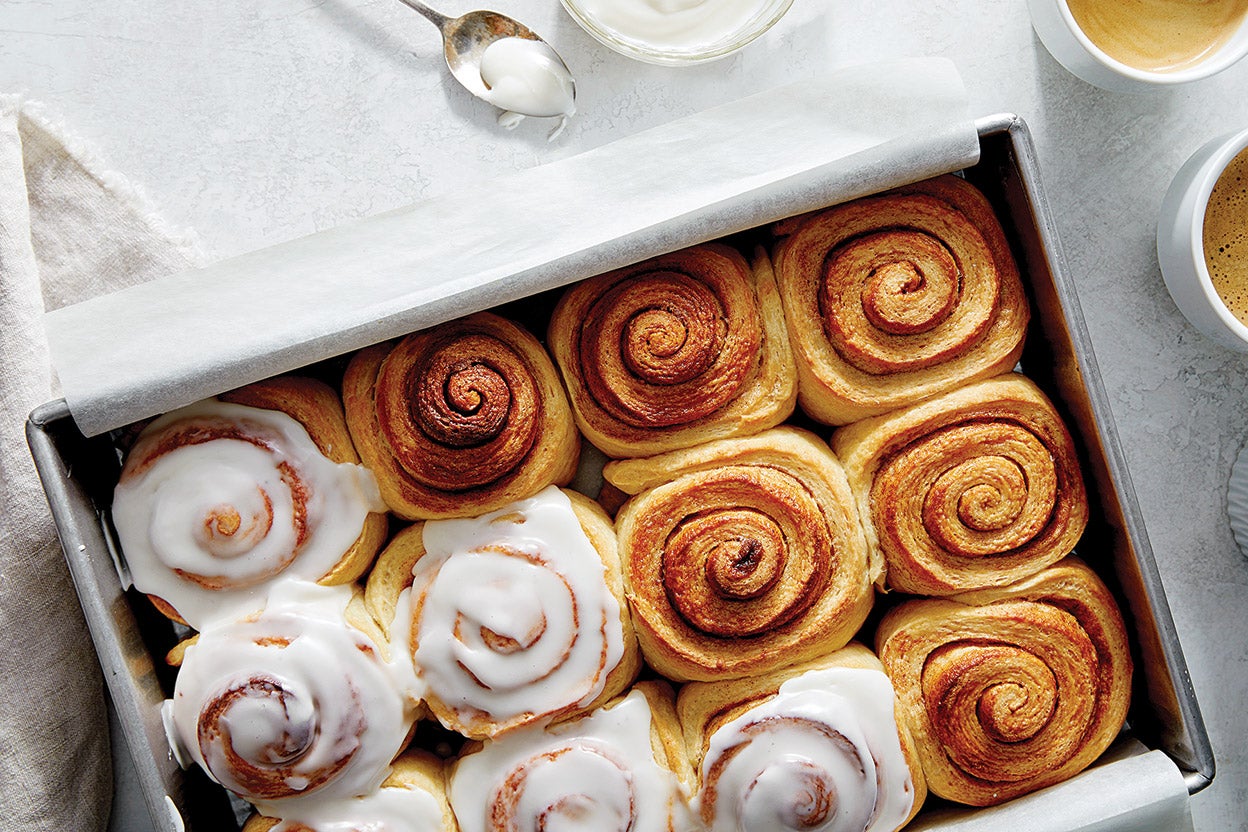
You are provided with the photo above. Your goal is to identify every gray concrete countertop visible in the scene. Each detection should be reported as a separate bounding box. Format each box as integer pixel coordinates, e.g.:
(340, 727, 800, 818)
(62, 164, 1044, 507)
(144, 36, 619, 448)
(3, 1, 1246, 829)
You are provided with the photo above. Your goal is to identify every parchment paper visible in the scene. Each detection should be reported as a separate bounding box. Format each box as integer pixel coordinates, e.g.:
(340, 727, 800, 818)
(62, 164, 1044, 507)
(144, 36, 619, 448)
(45, 57, 979, 437)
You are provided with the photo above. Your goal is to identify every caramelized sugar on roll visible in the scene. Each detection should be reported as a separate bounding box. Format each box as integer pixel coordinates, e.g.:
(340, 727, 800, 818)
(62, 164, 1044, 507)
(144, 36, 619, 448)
(449, 684, 696, 832)
(679, 644, 924, 832)
(606, 427, 873, 682)
(549, 243, 796, 457)
(365, 487, 640, 740)
(163, 584, 421, 817)
(344, 312, 579, 520)
(875, 559, 1132, 807)
(112, 383, 386, 629)
(834, 374, 1088, 595)
(772, 175, 1029, 425)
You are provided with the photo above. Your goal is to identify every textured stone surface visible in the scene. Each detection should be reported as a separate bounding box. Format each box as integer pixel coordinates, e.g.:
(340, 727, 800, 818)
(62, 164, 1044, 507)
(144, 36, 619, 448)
(2, 0, 1246, 828)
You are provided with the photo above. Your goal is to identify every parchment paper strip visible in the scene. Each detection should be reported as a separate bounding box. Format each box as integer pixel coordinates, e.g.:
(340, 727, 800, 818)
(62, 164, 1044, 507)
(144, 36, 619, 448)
(45, 57, 979, 437)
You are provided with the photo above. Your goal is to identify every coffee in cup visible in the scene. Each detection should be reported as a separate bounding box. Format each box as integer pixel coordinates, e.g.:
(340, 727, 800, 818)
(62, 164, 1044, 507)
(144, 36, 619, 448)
(1065, 0, 1248, 73)
(1203, 145, 1248, 326)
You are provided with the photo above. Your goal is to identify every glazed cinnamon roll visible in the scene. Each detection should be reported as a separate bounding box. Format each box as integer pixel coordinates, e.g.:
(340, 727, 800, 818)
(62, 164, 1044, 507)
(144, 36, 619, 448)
(163, 583, 422, 817)
(111, 377, 387, 629)
(448, 682, 697, 832)
(772, 174, 1029, 425)
(364, 486, 641, 739)
(548, 243, 797, 458)
(343, 312, 579, 520)
(605, 427, 873, 682)
(875, 558, 1132, 806)
(833, 373, 1088, 595)
(679, 643, 926, 832)
(241, 750, 458, 832)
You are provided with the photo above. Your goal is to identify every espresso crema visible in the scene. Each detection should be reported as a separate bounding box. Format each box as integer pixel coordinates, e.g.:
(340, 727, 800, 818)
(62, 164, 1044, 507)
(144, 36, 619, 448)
(1204, 146, 1248, 326)
(1066, 0, 1248, 72)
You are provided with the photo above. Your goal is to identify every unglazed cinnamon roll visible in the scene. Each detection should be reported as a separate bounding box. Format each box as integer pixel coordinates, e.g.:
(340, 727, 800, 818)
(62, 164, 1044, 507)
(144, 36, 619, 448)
(111, 377, 387, 629)
(343, 312, 579, 520)
(448, 682, 698, 832)
(548, 243, 797, 458)
(772, 174, 1030, 425)
(875, 558, 1132, 806)
(364, 486, 641, 739)
(605, 427, 874, 682)
(241, 750, 458, 832)
(163, 583, 423, 818)
(679, 643, 926, 832)
(833, 373, 1088, 595)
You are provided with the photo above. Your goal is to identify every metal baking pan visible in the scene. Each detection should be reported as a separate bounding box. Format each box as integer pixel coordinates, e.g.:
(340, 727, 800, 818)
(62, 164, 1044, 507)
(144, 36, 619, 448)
(26, 113, 1214, 832)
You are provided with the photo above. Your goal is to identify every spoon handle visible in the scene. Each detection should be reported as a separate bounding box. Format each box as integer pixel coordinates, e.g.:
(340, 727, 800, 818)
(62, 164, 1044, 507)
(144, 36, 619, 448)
(395, 0, 450, 30)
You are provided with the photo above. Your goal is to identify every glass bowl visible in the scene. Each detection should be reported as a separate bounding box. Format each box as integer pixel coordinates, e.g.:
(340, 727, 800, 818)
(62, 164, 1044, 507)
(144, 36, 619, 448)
(560, 0, 795, 66)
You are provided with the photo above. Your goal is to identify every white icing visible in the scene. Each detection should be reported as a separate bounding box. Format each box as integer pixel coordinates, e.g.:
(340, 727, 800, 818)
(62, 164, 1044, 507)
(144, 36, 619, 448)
(577, 0, 769, 50)
(696, 667, 914, 832)
(165, 583, 418, 818)
(478, 36, 575, 139)
(412, 486, 625, 735)
(449, 690, 696, 832)
(270, 779, 446, 832)
(112, 399, 384, 629)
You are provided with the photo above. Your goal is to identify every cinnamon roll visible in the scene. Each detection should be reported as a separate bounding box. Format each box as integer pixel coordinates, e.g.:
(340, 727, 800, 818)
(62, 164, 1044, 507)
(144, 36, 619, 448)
(163, 583, 422, 817)
(605, 427, 874, 682)
(875, 558, 1133, 806)
(679, 643, 925, 832)
(772, 174, 1029, 425)
(364, 486, 641, 739)
(548, 243, 797, 458)
(111, 377, 387, 629)
(448, 682, 697, 832)
(241, 750, 458, 832)
(343, 312, 579, 520)
(833, 373, 1088, 595)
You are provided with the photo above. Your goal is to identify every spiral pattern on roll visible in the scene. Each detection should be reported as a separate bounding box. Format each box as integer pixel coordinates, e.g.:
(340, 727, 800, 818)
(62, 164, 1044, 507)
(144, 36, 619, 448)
(834, 374, 1088, 595)
(343, 312, 579, 520)
(875, 560, 1133, 806)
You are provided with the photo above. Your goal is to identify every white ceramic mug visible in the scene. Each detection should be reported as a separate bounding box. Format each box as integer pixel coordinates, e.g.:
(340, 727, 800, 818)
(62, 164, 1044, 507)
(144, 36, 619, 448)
(1157, 127, 1248, 352)
(1028, 0, 1248, 92)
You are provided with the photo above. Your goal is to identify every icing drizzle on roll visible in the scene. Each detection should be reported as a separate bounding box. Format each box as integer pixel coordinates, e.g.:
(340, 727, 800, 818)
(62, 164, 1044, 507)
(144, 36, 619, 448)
(697, 668, 913, 832)
(412, 487, 625, 737)
(449, 690, 694, 832)
(112, 400, 384, 628)
(269, 782, 445, 832)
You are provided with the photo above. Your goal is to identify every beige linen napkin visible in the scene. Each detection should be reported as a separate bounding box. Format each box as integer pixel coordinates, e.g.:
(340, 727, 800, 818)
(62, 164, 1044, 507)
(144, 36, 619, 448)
(0, 96, 201, 832)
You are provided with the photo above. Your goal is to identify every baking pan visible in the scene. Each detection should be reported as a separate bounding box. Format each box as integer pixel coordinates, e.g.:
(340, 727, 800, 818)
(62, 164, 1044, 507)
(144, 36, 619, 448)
(26, 113, 1214, 832)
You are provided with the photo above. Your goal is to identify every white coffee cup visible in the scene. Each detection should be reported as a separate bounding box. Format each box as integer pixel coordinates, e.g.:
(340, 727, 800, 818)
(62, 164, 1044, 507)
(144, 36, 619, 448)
(1028, 0, 1248, 92)
(1157, 127, 1248, 352)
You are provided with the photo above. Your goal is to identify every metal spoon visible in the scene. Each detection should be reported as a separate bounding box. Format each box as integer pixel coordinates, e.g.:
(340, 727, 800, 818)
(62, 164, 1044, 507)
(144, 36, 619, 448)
(396, 0, 576, 116)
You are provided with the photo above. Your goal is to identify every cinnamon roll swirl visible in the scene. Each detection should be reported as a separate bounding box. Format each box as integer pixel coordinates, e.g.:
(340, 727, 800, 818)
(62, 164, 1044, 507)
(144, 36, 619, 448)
(679, 643, 925, 832)
(833, 374, 1088, 595)
(163, 583, 422, 817)
(605, 427, 873, 682)
(112, 377, 387, 629)
(548, 243, 797, 458)
(773, 175, 1029, 425)
(448, 682, 697, 832)
(343, 312, 579, 520)
(875, 558, 1133, 806)
(364, 486, 641, 739)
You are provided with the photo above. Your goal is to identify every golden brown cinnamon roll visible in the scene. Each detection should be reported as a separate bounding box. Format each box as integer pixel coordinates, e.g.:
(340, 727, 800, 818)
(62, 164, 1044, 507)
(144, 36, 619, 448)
(606, 427, 873, 682)
(548, 243, 797, 458)
(875, 558, 1133, 806)
(833, 373, 1088, 595)
(773, 174, 1029, 425)
(679, 643, 926, 832)
(364, 487, 641, 740)
(343, 312, 579, 520)
(111, 377, 387, 629)
(448, 681, 696, 832)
